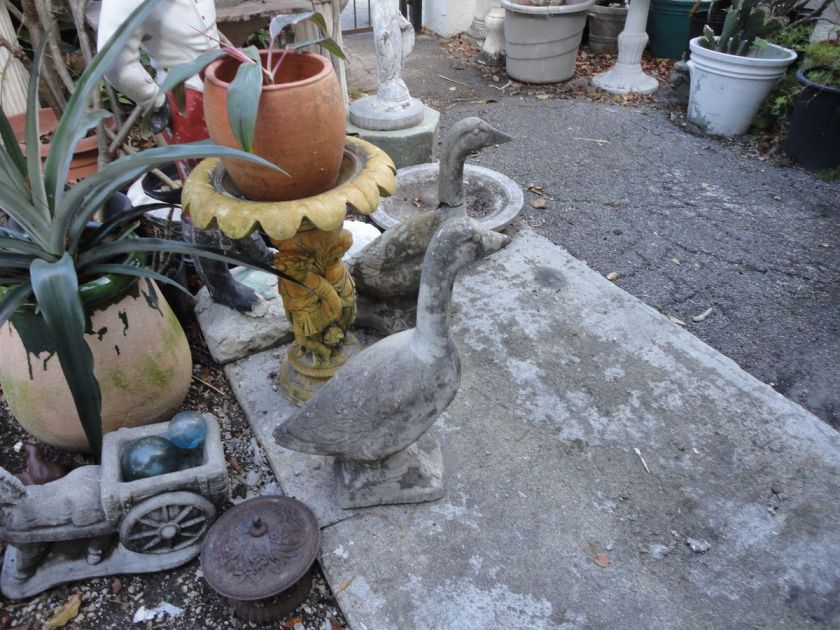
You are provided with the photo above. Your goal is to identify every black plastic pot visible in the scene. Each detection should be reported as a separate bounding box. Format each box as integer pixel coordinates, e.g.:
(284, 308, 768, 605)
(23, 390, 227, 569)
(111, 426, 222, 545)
(141, 162, 183, 205)
(785, 66, 840, 172)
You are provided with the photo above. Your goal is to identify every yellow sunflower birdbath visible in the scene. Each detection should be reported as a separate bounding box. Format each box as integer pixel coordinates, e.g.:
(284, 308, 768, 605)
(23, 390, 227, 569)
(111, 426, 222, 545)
(182, 137, 396, 405)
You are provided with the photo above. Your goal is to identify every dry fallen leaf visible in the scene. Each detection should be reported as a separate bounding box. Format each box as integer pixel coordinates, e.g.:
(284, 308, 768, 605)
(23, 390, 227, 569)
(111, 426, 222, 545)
(671, 257, 681, 265)
(43, 594, 81, 629)
(594, 553, 610, 568)
(110, 578, 122, 595)
(335, 576, 356, 595)
(449, 86, 457, 91)
(285, 615, 305, 628)
(692, 307, 713, 323)
(528, 185, 544, 194)
(328, 615, 342, 630)
(668, 316, 686, 326)
(412, 196, 423, 208)
(536, 94, 551, 100)
(606, 272, 619, 281)
(530, 199, 547, 209)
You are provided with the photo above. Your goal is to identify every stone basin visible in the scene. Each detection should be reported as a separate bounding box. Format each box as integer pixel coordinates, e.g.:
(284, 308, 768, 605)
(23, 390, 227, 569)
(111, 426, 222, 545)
(372, 163, 524, 231)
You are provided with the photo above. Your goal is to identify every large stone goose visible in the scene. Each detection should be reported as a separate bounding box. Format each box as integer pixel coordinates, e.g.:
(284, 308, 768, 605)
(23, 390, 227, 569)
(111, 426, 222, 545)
(274, 216, 509, 507)
(348, 117, 512, 304)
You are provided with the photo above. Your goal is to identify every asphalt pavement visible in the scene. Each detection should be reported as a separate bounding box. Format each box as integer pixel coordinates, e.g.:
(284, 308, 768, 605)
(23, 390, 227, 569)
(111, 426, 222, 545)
(344, 32, 840, 430)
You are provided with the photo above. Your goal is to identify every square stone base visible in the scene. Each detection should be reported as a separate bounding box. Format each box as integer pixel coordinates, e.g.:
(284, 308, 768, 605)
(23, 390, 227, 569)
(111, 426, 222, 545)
(346, 106, 440, 169)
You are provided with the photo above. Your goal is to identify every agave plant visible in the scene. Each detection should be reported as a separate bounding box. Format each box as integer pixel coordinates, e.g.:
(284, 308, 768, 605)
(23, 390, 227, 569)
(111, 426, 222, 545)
(218, 11, 346, 152)
(699, 0, 784, 56)
(0, 0, 294, 458)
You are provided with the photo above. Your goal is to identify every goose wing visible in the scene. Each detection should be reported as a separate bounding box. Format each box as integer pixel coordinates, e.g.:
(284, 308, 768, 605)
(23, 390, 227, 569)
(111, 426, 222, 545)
(275, 331, 445, 460)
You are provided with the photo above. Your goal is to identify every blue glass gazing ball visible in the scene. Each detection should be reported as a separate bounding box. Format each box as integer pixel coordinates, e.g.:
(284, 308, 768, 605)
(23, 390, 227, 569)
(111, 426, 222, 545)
(168, 411, 207, 450)
(121, 436, 177, 481)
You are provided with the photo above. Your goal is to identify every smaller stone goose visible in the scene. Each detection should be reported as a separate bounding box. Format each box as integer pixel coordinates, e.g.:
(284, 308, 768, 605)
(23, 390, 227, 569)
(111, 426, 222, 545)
(274, 216, 509, 507)
(348, 117, 512, 304)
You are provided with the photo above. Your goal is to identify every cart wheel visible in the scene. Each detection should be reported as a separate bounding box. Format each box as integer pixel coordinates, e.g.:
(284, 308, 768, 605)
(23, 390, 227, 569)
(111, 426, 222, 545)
(119, 491, 216, 554)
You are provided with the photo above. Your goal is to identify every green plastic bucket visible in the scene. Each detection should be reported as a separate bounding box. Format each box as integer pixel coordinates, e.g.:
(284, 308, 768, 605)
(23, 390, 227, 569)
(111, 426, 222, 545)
(647, 0, 710, 59)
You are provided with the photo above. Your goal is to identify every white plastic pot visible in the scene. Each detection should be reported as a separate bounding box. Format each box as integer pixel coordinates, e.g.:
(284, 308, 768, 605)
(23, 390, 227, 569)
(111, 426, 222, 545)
(686, 36, 796, 136)
(501, 0, 596, 83)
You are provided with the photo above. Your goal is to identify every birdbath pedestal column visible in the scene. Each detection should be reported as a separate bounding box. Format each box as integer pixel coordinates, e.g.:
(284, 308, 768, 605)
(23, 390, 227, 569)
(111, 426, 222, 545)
(591, 0, 659, 95)
(182, 138, 396, 405)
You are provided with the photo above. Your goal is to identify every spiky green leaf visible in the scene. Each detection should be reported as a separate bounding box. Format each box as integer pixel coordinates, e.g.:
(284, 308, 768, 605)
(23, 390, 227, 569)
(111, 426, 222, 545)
(269, 11, 318, 40)
(154, 49, 228, 107)
(25, 31, 50, 223)
(85, 263, 192, 295)
(44, 0, 166, 213)
(227, 54, 264, 152)
(0, 103, 26, 177)
(30, 253, 102, 458)
(0, 280, 32, 328)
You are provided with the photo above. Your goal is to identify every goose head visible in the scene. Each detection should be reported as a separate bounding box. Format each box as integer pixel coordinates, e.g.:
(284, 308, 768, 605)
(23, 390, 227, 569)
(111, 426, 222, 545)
(425, 216, 511, 278)
(438, 117, 513, 209)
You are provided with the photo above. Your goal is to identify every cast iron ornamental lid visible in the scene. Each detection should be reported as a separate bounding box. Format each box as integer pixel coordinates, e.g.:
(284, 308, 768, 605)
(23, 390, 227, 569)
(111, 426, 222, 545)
(201, 496, 320, 601)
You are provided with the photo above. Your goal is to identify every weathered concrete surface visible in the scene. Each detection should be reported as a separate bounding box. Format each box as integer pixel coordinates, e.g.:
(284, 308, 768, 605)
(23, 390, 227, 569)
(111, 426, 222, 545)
(226, 226, 840, 629)
(194, 268, 292, 365)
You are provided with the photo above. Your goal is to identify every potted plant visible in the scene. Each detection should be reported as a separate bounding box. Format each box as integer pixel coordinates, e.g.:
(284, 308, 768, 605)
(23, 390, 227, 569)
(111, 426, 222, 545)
(587, 1, 628, 55)
(686, 0, 796, 135)
(0, 0, 292, 457)
(784, 39, 840, 171)
(501, 0, 596, 83)
(202, 12, 347, 201)
(685, 0, 732, 56)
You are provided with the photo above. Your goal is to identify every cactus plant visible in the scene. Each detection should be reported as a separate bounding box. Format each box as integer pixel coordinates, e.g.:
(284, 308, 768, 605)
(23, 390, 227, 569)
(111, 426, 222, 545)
(699, 0, 784, 56)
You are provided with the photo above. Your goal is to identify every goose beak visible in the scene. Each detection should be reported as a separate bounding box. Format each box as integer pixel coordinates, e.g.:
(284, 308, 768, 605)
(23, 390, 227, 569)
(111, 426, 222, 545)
(486, 124, 513, 147)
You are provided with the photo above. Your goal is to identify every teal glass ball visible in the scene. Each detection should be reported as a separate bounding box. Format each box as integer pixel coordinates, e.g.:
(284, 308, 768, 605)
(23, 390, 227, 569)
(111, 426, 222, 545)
(168, 411, 207, 449)
(121, 436, 178, 481)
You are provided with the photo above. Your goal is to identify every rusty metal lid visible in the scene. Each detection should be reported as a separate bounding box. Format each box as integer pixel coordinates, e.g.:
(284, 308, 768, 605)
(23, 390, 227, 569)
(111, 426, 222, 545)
(200, 496, 320, 601)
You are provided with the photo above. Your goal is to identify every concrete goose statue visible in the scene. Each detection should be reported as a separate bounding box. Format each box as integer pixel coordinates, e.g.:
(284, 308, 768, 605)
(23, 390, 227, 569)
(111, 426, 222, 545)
(348, 117, 512, 306)
(274, 216, 510, 508)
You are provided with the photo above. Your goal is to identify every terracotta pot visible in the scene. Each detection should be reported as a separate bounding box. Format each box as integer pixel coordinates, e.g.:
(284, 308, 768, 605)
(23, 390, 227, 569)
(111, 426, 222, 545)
(9, 108, 107, 181)
(203, 51, 346, 202)
(0, 260, 193, 452)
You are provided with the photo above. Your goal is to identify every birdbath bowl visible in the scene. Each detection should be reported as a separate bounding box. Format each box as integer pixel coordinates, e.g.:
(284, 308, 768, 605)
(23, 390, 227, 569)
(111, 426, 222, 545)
(182, 137, 396, 405)
(371, 163, 524, 231)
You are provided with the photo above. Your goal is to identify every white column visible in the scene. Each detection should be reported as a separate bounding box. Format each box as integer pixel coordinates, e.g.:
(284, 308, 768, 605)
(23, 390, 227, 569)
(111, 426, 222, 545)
(479, 1, 504, 63)
(470, 0, 492, 40)
(423, 0, 473, 37)
(591, 0, 658, 95)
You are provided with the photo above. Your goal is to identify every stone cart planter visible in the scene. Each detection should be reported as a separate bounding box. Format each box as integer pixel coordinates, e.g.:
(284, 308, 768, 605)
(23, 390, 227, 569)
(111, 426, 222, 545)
(501, 0, 596, 83)
(784, 66, 840, 172)
(686, 36, 796, 136)
(587, 1, 627, 54)
(0, 415, 227, 599)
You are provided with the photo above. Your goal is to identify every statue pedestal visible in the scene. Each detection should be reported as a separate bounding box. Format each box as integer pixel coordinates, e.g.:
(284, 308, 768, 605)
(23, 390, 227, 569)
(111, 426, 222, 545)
(182, 138, 396, 406)
(347, 106, 441, 170)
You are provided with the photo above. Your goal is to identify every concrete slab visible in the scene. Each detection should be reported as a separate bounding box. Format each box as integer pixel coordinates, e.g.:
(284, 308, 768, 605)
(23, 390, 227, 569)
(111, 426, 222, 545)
(226, 225, 840, 629)
(194, 268, 292, 365)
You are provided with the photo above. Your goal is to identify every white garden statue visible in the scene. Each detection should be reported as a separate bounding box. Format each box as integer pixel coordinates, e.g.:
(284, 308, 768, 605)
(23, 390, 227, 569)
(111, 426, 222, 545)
(349, 0, 424, 131)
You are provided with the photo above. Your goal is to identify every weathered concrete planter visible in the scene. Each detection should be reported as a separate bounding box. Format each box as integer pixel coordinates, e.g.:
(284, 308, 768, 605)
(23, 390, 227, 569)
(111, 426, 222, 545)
(687, 36, 796, 136)
(587, 1, 628, 54)
(0, 264, 192, 452)
(501, 0, 596, 83)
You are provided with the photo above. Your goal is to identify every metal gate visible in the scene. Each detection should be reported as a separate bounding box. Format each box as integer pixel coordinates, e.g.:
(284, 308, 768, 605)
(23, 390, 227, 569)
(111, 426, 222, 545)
(341, 0, 422, 34)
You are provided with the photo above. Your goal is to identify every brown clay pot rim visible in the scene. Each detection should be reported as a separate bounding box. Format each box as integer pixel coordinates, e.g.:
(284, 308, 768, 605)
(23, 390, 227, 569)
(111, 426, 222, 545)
(204, 51, 333, 94)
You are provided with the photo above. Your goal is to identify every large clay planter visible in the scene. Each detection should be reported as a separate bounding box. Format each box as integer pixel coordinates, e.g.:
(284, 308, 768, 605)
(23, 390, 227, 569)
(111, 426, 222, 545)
(501, 0, 596, 83)
(203, 51, 346, 202)
(687, 37, 796, 136)
(9, 108, 106, 181)
(0, 263, 193, 452)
